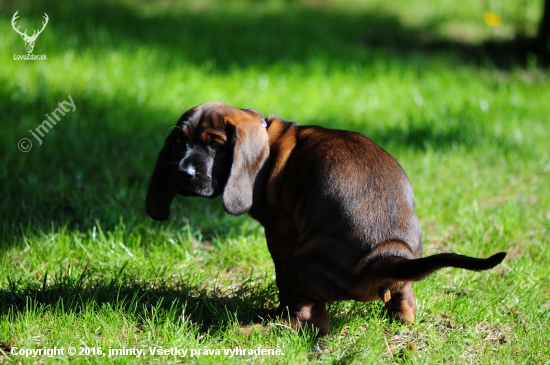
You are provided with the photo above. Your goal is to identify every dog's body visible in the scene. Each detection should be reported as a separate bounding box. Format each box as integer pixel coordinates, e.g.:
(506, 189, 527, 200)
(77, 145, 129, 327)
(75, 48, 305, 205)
(146, 102, 506, 335)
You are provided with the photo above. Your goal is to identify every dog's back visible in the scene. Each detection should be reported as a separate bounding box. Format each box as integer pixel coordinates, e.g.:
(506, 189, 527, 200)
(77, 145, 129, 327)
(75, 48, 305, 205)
(290, 125, 422, 254)
(250, 118, 423, 303)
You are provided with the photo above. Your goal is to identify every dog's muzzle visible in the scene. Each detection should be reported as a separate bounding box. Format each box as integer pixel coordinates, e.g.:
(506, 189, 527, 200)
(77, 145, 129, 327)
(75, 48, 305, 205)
(172, 164, 216, 197)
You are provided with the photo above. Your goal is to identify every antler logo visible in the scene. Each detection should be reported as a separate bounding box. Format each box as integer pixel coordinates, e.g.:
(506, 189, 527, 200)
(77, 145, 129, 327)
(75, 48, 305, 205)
(11, 11, 49, 54)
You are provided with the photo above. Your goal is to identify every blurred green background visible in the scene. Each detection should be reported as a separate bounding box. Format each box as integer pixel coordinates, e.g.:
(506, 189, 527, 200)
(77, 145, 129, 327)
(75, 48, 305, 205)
(1, 0, 549, 363)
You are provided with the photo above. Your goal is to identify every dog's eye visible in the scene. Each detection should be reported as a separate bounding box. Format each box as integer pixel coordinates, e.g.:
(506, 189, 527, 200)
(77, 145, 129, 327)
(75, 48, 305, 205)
(210, 141, 224, 150)
(174, 137, 182, 144)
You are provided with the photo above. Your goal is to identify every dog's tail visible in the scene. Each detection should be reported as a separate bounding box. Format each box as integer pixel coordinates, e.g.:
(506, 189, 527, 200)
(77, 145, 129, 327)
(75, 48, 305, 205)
(387, 252, 506, 282)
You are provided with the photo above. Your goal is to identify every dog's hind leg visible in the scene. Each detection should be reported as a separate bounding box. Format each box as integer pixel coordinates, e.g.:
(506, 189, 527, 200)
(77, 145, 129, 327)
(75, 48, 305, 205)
(380, 282, 416, 323)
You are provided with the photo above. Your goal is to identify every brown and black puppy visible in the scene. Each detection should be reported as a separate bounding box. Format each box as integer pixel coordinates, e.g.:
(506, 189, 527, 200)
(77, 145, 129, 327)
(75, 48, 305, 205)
(146, 101, 506, 336)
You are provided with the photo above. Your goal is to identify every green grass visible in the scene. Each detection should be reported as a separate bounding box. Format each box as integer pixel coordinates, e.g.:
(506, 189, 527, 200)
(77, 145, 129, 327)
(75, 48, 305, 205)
(1, 0, 549, 363)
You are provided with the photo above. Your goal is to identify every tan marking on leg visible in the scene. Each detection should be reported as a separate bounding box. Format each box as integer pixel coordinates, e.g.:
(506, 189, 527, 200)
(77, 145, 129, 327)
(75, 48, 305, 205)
(378, 286, 392, 303)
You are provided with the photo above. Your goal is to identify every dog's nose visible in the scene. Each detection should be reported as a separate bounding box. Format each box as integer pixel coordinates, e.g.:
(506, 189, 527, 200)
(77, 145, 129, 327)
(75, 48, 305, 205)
(175, 165, 196, 181)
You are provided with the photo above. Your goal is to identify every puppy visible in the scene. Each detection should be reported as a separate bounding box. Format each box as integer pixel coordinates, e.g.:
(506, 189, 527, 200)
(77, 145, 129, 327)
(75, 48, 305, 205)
(146, 101, 506, 335)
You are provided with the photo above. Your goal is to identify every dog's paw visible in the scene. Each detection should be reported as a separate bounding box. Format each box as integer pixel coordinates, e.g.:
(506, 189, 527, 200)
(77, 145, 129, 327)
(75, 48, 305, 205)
(278, 303, 330, 336)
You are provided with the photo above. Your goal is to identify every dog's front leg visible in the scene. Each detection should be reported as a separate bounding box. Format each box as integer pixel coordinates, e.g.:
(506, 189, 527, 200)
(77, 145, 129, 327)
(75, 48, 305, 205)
(281, 300, 330, 336)
(262, 226, 297, 313)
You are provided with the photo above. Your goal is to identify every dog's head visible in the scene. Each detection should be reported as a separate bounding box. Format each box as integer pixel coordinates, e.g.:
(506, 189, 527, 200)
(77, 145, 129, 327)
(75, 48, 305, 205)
(146, 102, 270, 220)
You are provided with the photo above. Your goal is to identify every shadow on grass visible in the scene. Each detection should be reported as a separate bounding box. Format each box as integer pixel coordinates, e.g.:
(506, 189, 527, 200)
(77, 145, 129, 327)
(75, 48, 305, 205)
(0, 0, 534, 241)
(3, 0, 545, 70)
(0, 270, 279, 333)
(0, 268, 384, 342)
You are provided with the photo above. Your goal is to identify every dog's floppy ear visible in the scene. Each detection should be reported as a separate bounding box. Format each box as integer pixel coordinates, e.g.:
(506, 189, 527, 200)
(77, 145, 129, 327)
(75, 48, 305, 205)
(146, 141, 176, 221)
(222, 121, 269, 215)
